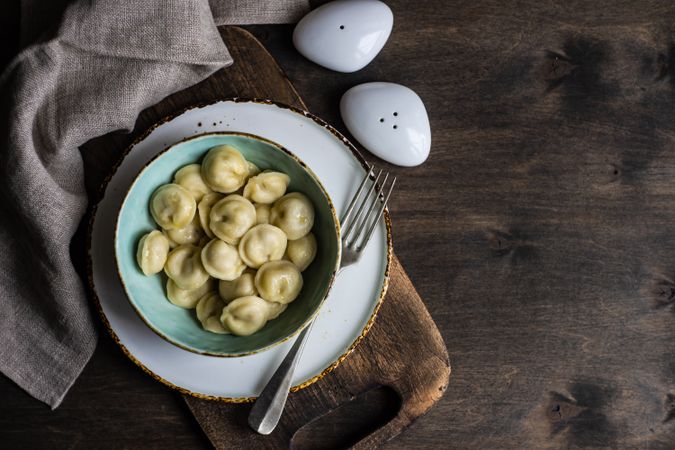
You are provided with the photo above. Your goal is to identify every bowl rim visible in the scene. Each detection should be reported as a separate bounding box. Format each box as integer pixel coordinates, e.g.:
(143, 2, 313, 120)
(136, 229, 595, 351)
(114, 130, 342, 357)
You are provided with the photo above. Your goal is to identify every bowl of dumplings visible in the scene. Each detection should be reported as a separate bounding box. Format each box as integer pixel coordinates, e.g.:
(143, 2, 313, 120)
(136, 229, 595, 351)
(115, 132, 341, 356)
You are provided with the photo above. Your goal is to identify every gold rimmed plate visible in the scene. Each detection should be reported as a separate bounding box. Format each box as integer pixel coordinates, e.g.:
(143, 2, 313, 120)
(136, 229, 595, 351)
(87, 99, 392, 401)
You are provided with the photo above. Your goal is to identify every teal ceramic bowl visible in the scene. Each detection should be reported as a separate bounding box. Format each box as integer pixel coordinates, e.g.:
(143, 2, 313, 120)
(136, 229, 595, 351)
(115, 132, 341, 356)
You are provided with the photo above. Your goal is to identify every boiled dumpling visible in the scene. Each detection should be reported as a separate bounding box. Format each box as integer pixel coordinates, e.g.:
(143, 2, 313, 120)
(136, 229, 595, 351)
(270, 192, 315, 240)
(164, 214, 204, 246)
(197, 192, 223, 239)
(243, 171, 290, 204)
(166, 278, 214, 309)
(285, 233, 317, 271)
(196, 292, 229, 334)
(247, 161, 261, 177)
(238, 224, 287, 269)
(150, 183, 196, 230)
(265, 301, 288, 320)
(209, 195, 256, 244)
(136, 230, 170, 275)
(255, 260, 303, 304)
(201, 145, 249, 193)
(174, 163, 212, 201)
(200, 238, 246, 281)
(218, 270, 258, 302)
(164, 244, 210, 290)
(254, 203, 271, 224)
(220, 296, 270, 336)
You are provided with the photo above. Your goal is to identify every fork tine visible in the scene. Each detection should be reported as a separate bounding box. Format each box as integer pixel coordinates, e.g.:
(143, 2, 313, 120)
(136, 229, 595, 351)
(342, 169, 383, 242)
(340, 165, 373, 225)
(356, 176, 396, 251)
(348, 172, 389, 247)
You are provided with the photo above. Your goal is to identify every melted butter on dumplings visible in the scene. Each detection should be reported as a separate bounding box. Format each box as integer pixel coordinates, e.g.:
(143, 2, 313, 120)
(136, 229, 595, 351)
(270, 192, 315, 240)
(218, 270, 258, 302)
(255, 260, 303, 304)
(209, 195, 256, 244)
(238, 224, 287, 269)
(174, 163, 212, 201)
(164, 244, 210, 290)
(243, 171, 290, 204)
(150, 183, 196, 230)
(136, 230, 170, 275)
(200, 238, 246, 281)
(286, 232, 317, 272)
(201, 145, 249, 193)
(166, 278, 214, 309)
(196, 292, 229, 334)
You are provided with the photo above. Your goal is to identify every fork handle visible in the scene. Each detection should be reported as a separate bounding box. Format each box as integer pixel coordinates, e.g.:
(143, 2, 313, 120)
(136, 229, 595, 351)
(248, 321, 314, 435)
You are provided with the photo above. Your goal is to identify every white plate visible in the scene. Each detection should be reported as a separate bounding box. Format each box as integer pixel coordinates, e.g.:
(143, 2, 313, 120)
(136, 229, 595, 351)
(88, 99, 392, 400)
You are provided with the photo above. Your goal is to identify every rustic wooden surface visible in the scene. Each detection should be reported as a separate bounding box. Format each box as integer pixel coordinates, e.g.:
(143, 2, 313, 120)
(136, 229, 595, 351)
(3, 1, 675, 448)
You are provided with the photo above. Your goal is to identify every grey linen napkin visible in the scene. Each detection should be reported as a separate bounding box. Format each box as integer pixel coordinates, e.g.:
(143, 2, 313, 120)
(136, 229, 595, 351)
(0, 0, 308, 409)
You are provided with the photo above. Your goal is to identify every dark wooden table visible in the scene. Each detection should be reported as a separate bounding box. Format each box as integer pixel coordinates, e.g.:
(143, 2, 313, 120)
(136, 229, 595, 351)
(2, 1, 675, 448)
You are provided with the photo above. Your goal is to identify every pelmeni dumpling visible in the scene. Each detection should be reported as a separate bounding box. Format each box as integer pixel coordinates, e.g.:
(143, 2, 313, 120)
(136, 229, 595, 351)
(285, 233, 317, 272)
(197, 192, 223, 239)
(220, 296, 270, 336)
(270, 192, 315, 240)
(254, 203, 271, 224)
(164, 244, 210, 290)
(136, 230, 170, 275)
(166, 278, 214, 309)
(196, 292, 229, 334)
(174, 164, 212, 201)
(164, 214, 204, 246)
(247, 161, 261, 177)
(201, 145, 249, 193)
(218, 270, 258, 302)
(209, 195, 256, 245)
(265, 301, 288, 320)
(150, 183, 196, 230)
(200, 238, 246, 281)
(255, 260, 303, 304)
(243, 171, 290, 204)
(238, 224, 288, 269)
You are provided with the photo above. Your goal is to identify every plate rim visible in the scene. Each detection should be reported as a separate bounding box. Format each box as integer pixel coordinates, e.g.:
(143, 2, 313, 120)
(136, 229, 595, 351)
(114, 131, 342, 357)
(86, 97, 393, 402)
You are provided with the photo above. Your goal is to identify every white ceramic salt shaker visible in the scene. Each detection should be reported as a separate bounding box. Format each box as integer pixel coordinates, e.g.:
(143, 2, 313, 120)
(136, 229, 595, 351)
(340, 82, 431, 166)
(292, 0, 393, 73)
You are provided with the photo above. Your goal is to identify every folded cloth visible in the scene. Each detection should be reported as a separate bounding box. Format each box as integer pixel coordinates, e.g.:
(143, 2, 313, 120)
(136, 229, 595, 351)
(0, 0, 308, 409)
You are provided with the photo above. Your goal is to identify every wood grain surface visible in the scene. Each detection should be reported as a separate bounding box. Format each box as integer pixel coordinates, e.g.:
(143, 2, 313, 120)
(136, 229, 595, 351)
(3, 1, 675, 449)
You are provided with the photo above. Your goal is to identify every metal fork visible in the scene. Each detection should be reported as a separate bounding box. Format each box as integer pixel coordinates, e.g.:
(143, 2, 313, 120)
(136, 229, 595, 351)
(248, 166, 396, 435)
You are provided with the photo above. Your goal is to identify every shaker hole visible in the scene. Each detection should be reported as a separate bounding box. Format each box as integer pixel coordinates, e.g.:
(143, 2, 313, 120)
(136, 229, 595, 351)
(393, 125, 398, 129)
(339, 25, 345, 30)
(393, 112, 398, 116)
(379, 118, 385, 123)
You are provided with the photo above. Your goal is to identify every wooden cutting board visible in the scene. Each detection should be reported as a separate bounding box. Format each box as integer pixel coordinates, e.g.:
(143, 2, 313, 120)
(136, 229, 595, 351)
(86, 26, 450, 449)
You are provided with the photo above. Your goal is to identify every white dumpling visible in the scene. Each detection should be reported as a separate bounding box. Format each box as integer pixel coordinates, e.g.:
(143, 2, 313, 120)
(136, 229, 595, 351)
(164, 244, 210, 290)
(247, 161, 261, 177)
(150, 183, 196, 230)
(196, 292, 229, 334)
(220, 296, 270, 336)
(200, 238, 246, 281)
(136, 230, 170, 275)
(265, 301, 288, 320)
(200, 145, 249, 193)
(243, 171, 290, 204)
(174, 163, 212, 201)
(166, 278, 214, 309)
(238, 224, 288, 269)
(164, 214, 204, 246)
(197, 192, 223, 239)
(209, 195, 256, 244)
(270, 192, 315, 240)
(255, 260, 303, 304)
(286, 233, 317, 271)
(218, 270, 258, 302)
(254, 203, 271, 224)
